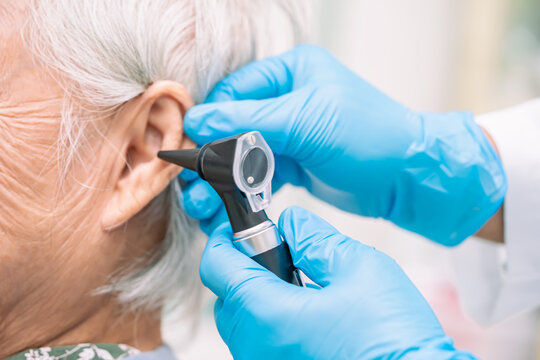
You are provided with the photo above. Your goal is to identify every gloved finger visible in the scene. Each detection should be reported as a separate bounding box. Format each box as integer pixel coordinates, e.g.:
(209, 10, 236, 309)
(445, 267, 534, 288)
(184, 93, 296, 153)
(278, 206, 372, 287)
(214, 298, 224, 319)
(274, 155, 306, 188)
(178, 168, 199, 182)
(270, 155, 293, 193)
(304, 282, 322, 290)
(199, 223, 284, 299)
(182, 178, 222, 220)
(271, 176, 286, 194)
(200, 205, 230, 236)
(205, 48, 298, 103)
(205, 44, 334, 103)
(177, 169, 199, 190)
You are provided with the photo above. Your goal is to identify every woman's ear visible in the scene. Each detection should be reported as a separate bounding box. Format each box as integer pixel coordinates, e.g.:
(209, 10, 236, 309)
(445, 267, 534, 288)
(100, 81, 195, 231)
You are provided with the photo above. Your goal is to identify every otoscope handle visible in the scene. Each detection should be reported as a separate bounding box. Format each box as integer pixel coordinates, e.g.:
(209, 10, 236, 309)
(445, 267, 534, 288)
(233, 221, 303, 286)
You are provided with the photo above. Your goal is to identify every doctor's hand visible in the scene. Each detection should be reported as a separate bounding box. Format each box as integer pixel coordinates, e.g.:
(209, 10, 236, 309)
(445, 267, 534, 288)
(200, 206, 476, 360)
(181, 44, 506, 245)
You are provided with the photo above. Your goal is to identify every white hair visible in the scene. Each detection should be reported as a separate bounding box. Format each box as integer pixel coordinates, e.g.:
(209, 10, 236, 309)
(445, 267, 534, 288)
(26, 0, 309, 316)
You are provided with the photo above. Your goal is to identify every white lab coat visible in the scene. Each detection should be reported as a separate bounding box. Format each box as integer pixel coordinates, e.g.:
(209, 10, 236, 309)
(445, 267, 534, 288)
(452, 99, 540, 325)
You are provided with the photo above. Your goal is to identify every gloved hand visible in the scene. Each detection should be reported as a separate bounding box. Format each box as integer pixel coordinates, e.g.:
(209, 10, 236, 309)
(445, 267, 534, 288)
(179, 169, 229, 235)
(181, 44, 507, 245)
(200, 206, 477, 360)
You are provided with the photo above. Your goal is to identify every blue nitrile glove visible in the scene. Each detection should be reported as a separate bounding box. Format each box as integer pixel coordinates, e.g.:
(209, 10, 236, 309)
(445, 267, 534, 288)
(179, 169, 229, 235)
(200, 206, 477, 360)
(182, 44, 507, 245)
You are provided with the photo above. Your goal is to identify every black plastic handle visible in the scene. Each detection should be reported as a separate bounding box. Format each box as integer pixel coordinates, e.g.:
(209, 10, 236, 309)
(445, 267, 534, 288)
(250, 241, 303, 286)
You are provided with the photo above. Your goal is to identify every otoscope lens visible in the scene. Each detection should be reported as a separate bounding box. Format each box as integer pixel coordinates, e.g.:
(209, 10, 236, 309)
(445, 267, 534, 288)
(242, 147, 268, 187)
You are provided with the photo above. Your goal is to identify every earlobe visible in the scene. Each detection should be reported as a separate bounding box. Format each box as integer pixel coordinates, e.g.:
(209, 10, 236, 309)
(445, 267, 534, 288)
(101, 81, 195, 231)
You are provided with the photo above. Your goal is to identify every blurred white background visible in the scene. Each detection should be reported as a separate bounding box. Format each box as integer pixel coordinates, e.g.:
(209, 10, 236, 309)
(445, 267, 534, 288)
(165, 1, 540, 359)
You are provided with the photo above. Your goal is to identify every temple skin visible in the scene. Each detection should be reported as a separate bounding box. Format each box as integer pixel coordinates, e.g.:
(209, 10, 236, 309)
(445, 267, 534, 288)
(0, 1, 195, 357)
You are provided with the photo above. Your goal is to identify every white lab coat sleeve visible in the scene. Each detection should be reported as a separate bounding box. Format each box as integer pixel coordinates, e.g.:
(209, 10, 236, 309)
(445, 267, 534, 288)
(452, 98, 540, 325)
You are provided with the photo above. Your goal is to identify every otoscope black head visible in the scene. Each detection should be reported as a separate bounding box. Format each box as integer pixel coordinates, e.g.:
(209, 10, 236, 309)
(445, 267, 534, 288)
(157, 132, 274, 232)
(157, 148, 200, 173)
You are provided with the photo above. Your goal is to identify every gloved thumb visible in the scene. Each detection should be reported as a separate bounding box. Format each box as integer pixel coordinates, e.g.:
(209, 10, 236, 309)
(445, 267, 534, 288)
(278, 206, 374, 287)
(199, 223, 287, 300)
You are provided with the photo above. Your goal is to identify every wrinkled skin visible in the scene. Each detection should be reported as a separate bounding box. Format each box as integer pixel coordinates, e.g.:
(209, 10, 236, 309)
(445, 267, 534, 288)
(0, 1, 193, 357)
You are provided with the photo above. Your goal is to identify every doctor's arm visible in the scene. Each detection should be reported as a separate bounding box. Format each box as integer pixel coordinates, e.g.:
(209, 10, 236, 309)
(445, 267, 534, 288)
(475, 129, 504, 243)
(452, 100, 540, 324)
(475, 202, 503, 243)
(200, 206, 477, 360)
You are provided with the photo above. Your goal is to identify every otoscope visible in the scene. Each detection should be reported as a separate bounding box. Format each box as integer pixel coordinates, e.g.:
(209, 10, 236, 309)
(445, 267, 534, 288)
(158, 131, 303, 286)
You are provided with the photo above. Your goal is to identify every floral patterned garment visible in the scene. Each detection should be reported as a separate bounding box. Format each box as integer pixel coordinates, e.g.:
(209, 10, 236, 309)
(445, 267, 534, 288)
(6, 344, 140, 360)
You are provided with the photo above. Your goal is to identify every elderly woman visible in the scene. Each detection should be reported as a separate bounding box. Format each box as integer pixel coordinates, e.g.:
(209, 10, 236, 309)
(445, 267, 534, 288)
(0, 0, 306, 359)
